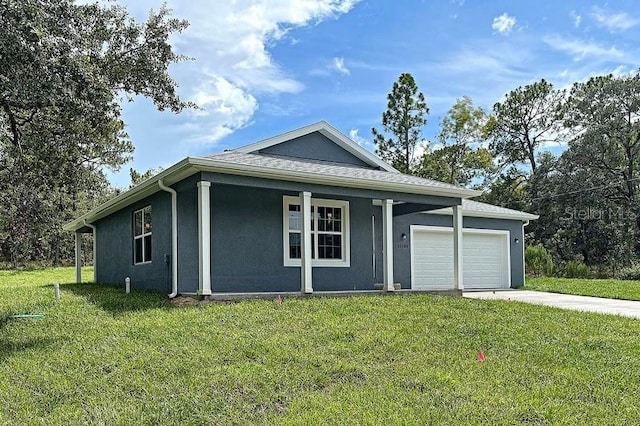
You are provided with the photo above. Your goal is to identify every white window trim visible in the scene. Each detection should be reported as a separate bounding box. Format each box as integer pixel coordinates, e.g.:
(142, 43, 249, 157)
(133, 206, 152, 265)
(283, 196, 350, 268)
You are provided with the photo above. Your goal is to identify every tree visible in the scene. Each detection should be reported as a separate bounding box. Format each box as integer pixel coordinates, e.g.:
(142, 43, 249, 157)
(372, 73, 428, 174)
(418, 96, 495, 187)
(0, 0, 192, 265)
(486, 79, 566, 175)
(130, 167, 164, 188)
(563, 72, 640, 257)
(566, 73, 640, 210)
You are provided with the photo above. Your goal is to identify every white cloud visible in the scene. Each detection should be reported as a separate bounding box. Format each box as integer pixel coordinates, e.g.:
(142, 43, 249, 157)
(591, 7, 638, 31)
(491, 13, 516, 34)
(348, 128, 374, 150)
(125, 0, 359, 145)
(191, 77, 259, 142)
(333, 57, 350, 75)
(570, 11, 582, 28)
(544, 35, 624, 60)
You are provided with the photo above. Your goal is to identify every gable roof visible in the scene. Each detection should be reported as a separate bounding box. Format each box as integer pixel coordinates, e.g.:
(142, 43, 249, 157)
(425, 199, 539, 221)
(234, 121, 399, 173)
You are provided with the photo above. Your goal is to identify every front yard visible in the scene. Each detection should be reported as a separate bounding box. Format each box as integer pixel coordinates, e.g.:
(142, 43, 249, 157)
(525, 276, 640, 301)
(2, 268, 640, 424)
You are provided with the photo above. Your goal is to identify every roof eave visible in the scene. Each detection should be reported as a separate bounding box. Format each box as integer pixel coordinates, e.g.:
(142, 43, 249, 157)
(189, 157, 479, 198)
(63, 158, 197, 231)
(64, 157, 481, 232)
(423, 207, 539, 221)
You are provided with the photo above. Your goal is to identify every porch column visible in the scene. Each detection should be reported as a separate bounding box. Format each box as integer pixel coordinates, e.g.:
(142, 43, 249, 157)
(91, 230, 96, 282)
(453, 204, 464, 290)
(75, 231, 82, 283)
(197, 181, 212, 296)
(382, 199, 394, 291)
(300, 191, 313, 294)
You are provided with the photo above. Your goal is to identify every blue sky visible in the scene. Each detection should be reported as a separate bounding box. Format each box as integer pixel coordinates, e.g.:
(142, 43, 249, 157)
(110, 0, 640, 187)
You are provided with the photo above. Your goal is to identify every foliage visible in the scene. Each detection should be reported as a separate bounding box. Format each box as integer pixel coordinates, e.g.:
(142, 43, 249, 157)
(0, 0, 191, 265)
(564, 72, 640, 254)
(618, 264, 640, 281)
(563, 261, 591, 279)
(525, 244, 554, 276)
(486, 79, 566, 175)
(481, 72, 640, 269)
(129, 167, 164, 188)
(372, 73, 428, 174)
(3, 268, 640, 424)
(526, 276, 640, 301)
(418, 96, 495, 187)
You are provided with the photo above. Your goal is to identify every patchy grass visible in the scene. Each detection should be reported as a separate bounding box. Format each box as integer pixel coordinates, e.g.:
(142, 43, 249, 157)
(526, 276, 640, 301)
(2, 268, 640, 424)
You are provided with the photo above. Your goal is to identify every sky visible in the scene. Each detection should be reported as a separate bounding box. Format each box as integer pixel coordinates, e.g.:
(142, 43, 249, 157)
(107, 0, 640, 187)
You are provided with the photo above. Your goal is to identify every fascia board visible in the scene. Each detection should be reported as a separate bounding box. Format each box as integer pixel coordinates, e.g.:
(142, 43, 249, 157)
(189, 157, 480, 198)
(424, 207, 539, 221)
(63, 159, 196, 231)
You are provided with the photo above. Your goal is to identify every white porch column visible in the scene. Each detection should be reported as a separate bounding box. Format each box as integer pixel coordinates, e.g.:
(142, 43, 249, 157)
(382, 199, 394, 291)
(453, 204, 464, 290)
(197, 181, 212, 296)
(75, 231, 82, 284)
(91, 230, 96, 282)
(300, 191, 313, 294)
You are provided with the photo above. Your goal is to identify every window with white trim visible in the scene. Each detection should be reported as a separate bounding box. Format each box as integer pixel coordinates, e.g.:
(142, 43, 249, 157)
(133, 206, 152, 264)
(283, 196, 350, 267)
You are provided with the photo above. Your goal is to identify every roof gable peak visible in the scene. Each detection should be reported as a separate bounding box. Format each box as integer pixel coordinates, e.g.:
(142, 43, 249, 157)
(234, 121, 399, 173)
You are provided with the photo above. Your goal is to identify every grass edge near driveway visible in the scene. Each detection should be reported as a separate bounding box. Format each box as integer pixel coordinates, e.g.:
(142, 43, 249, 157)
(525, 276, 640, 301)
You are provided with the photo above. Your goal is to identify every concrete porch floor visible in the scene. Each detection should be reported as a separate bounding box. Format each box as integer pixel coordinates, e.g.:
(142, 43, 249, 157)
(201, 289, 461, 301)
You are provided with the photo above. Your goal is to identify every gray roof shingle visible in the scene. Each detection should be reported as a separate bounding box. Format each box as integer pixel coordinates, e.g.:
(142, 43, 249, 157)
(207, 151, 471, 193)
(426, 199, 538, 220)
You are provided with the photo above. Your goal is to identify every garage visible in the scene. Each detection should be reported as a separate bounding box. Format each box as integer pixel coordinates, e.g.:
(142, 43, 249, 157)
(410, 226, 510, 290)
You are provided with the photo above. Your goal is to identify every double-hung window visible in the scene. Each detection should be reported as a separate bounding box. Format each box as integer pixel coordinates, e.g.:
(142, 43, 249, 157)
(133, 206, 152, 264)
(283, 196, 350, 267)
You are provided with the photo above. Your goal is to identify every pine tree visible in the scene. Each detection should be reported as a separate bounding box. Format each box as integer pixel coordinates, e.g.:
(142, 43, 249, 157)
(372, 73, 428, 174)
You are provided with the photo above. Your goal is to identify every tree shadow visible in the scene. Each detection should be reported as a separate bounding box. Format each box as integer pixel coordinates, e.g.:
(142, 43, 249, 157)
(59, 282, 173, 315)
(0, 336, 55, 364)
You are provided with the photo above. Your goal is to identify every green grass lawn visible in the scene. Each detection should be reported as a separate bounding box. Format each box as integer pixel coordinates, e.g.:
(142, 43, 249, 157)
(526, 276, 640, 301)
(2, 268, 640, 425)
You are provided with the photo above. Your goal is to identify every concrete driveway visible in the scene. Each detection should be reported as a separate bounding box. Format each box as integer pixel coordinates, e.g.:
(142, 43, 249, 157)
(463, 290, 640, 319)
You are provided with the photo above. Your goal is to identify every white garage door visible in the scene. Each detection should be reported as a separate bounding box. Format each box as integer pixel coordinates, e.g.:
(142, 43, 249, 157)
(411, 226, 510, 290)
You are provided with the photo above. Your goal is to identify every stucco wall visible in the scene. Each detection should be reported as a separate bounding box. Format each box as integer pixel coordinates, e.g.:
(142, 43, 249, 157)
(93, 171, 525, 294)
(391, 213, 526, 289)
(94, 191, 172, 292)
(208, 184, 377, 292)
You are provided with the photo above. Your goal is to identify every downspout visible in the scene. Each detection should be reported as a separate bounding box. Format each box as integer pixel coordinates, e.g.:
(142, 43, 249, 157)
(83, 220, 97, 283)
(159, 179, 178, 298)
(522, 220, 530, 285)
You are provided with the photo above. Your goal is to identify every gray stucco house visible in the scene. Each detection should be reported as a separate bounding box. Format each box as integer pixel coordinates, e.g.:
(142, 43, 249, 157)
(65, 121, 538, 297)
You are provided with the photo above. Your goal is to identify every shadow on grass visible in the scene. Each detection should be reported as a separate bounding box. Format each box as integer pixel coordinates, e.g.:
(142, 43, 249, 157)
(60, 283, 173, 315)
(0, 337, 55, 364)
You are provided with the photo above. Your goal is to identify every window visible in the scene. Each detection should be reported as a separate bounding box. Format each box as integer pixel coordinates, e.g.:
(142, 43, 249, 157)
(283, 196, 350, 267)
(133, 206, 152, 264)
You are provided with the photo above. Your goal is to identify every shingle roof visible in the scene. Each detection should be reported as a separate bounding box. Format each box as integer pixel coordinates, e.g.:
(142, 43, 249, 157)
(426, 198, 539, 220)
(207, 151, 474, 194)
